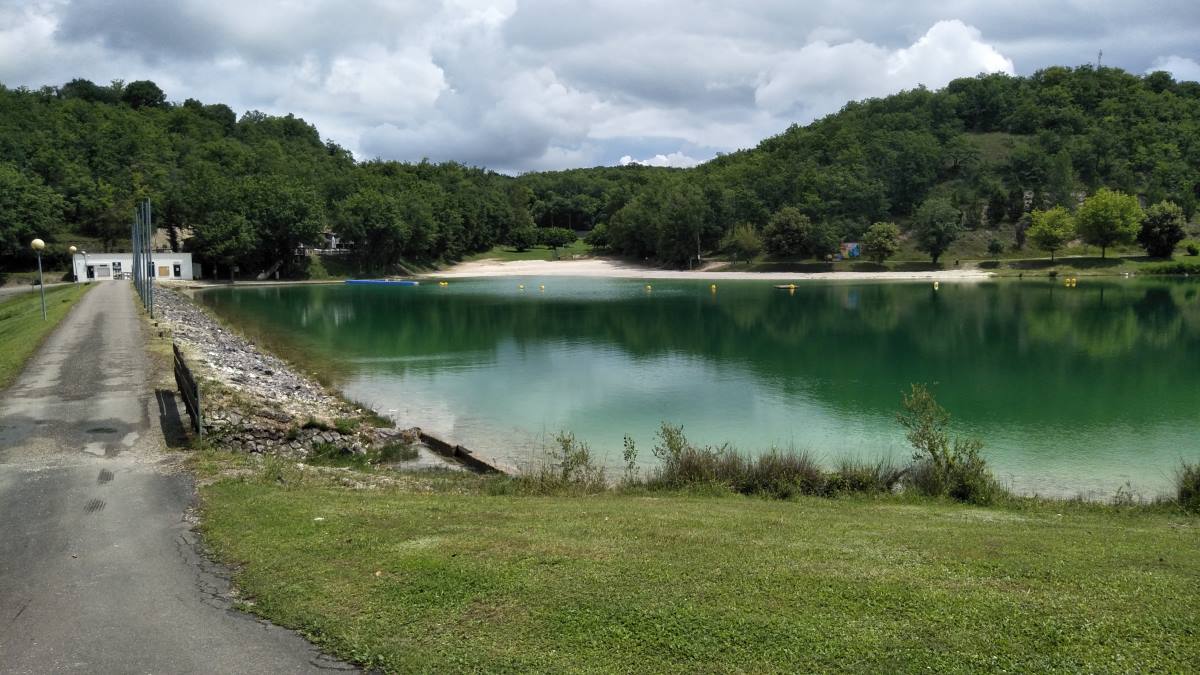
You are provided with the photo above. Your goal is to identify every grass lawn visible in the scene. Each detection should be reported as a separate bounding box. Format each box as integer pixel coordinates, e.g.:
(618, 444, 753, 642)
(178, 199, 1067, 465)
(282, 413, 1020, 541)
(0, 284, 90, 389)
(461, 239, 592, 263)
(200, 464, 1200, 672)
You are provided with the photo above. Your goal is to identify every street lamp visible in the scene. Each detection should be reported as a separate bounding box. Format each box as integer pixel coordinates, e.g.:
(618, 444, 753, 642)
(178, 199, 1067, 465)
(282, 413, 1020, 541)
(80, 249, 89, 282)
(68, 246, 77, 283)
(30, 238, 46, 321)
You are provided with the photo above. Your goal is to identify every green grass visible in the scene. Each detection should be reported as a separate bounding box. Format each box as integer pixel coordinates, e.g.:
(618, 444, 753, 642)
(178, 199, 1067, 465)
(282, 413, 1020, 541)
(965, 131, 1024, 165)
(200, 465, 1200, 672)
(461, 239, 592, 263)
(0, 284, 90, 389)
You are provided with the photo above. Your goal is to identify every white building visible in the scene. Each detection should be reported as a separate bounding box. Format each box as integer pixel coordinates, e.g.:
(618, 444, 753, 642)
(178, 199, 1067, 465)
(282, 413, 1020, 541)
(71, 252, 199, 282)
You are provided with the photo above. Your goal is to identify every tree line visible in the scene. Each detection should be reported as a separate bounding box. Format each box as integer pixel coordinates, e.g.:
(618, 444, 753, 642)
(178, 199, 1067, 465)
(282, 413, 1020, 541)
(1, 65, 1198, 274)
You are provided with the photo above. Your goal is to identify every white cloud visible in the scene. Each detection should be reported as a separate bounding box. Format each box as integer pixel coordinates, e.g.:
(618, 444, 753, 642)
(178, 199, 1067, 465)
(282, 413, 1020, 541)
(756, 20, 1014, 118)
(619, 152, 702, 168)
(1148, 55, 1200, 83)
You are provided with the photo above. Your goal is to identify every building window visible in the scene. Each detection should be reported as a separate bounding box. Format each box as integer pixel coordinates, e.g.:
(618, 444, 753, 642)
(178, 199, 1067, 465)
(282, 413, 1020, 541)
(173, 263, 181, 277)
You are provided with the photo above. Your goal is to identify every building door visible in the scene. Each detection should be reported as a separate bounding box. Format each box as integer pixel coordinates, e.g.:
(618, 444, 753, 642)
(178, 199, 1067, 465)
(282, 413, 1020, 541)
(173, 263, 181, 278)
(87, 265, 95, 279)
(97, 264, 111, 279)
(158, 266, 169, 278)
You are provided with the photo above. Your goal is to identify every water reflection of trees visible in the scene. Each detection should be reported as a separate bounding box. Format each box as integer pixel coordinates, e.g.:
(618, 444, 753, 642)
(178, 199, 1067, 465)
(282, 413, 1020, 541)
(200, 280, 1200, 424)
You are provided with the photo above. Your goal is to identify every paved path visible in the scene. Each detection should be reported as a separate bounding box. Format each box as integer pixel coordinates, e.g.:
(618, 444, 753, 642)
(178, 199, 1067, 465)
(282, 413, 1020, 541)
(0, 282, 353, 673)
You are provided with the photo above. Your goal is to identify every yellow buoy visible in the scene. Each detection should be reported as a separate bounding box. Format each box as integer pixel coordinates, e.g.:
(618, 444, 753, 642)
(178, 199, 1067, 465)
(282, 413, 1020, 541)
(519, 284, 525, 290)
(710, 284, 717, 293)
(645, 284, 652, 291)
(933, 281, 939, 290)
(539, 284, 545, 291)
(788, 287, 796, 296)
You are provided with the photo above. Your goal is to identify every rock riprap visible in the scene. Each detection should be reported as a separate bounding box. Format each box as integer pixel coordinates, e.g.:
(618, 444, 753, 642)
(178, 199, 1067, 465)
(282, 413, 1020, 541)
(153, 285, 417, 460)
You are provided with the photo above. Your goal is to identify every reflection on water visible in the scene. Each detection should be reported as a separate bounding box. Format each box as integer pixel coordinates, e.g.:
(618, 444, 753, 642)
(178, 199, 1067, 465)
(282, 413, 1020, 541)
(198, 277, 1200, 497)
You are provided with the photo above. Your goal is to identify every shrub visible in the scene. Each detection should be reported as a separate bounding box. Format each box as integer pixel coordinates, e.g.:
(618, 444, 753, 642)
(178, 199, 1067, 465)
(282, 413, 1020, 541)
(1178, 461, 1200, 513)
(538, 227, 576, 250)
(302, 417, 333, 432)
(721, 223, 763, 261)
(897, 384, 999, 505)
(1182, 240, 1199, 256)
(333, 417, 359, 435)
(1137, 201, 1186, 258)
(827, 458, 905, 494)
(377, 442, 419, 462)
(513, 432, 607, 494)
(308, 441, 369, 469)
(738, 449, 825, 498)
(1144, 260, 1200, 275)
(621, 434, 640, 486)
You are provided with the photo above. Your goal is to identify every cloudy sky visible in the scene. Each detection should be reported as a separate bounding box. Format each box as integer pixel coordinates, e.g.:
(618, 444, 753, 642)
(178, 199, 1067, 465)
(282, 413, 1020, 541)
(2, 1, 1198, 172)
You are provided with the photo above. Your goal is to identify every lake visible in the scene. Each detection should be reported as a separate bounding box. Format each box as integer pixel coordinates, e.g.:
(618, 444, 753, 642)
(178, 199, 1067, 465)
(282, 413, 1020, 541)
(196, 277, 1200, 498)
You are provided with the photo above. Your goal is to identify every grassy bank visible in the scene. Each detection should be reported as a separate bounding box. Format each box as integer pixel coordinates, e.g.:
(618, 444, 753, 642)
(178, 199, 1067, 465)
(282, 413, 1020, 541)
(0, 284, 90, 389)
(461, 239, 591, 263)
(199, 459, 1199, 672)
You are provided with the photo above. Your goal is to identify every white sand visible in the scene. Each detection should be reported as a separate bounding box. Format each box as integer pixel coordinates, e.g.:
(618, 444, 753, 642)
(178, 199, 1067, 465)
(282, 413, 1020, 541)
(430, 258, 993, 281)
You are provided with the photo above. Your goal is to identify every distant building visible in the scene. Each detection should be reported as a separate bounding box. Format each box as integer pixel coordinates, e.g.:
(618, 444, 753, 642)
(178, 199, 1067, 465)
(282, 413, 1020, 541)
(71, 252, 198, 282)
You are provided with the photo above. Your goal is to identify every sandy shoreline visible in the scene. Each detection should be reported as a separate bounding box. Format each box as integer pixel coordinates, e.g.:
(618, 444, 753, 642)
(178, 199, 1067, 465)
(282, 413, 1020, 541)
(429, 258, 993, 281)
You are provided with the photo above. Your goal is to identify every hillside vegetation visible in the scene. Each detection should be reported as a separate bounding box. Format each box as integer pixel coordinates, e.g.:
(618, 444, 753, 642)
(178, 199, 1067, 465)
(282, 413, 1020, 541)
(1, 66, 1197, 274)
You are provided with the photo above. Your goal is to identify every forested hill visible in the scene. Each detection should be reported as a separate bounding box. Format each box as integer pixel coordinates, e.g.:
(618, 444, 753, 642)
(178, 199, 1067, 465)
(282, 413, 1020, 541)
(2, 66, 1198, 274)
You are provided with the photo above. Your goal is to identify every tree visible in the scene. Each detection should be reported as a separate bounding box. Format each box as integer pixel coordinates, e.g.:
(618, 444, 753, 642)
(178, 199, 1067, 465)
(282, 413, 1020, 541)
(240, 176, 326, 274)
(508, 226, 537, 251)
(1075, 188, 1142, 258)
(987, 238, 1004, 258)
(862, 221, 901, 264)
(1137, 200, 1186, 258)
(121, 80, 167, 109)
(720, 223, 763, 261)
(335, 188, 408, 272)
(188, 211, 259, 279)
(537, 227, 576, 251)
(0, 163, 64, 263)
(1027, 206, 1075, 261)
(763, 207, 836, 259)
(911, 197, 961, 264)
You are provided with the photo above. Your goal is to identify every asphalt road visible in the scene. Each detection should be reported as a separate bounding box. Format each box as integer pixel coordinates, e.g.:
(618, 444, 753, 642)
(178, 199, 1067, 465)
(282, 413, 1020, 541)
(0, 281, 353, 673)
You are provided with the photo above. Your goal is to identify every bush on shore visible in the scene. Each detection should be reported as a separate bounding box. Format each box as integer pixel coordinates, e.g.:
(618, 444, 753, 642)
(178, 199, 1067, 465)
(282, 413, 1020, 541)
(626, 423, 903, 499)
(1178, 461, 1200, 513)
(897, 383, 999, 505)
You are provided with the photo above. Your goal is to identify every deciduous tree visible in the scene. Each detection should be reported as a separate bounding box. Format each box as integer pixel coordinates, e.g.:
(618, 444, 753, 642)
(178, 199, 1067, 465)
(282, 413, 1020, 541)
(1027, 206, 1075, 261)
(1075, 188, 1142, 258)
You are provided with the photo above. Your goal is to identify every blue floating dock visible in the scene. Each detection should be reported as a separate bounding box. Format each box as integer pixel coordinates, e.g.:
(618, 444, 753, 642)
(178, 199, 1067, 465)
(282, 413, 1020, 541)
(345, 279, 420, 286)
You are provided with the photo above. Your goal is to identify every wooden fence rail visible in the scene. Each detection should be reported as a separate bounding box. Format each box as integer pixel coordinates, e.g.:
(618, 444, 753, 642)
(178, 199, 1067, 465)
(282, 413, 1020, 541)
(173, 342, 202, 436)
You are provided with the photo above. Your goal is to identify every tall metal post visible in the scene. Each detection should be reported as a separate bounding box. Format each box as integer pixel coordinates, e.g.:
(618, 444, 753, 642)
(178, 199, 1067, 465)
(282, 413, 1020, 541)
(146, 199, 153, 318)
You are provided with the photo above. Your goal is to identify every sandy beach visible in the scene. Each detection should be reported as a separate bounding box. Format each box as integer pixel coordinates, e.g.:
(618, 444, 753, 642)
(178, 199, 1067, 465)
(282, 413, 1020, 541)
(429, 258, 994, 281)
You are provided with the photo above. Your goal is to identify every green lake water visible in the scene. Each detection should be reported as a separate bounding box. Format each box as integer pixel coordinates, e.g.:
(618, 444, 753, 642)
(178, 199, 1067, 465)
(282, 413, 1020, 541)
(197, 277, 1200, 498)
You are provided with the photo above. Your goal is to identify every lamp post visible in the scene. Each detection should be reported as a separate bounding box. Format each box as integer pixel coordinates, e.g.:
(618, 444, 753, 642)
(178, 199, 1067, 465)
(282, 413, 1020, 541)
(68, 245, 77, 282)
(81, 249, 89, 282)
(30, 239, 47, 320)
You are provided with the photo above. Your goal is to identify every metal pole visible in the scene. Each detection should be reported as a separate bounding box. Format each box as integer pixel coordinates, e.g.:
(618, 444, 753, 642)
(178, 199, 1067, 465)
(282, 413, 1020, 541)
(147, 199, 153, 318)
(36, 251, 46, 320)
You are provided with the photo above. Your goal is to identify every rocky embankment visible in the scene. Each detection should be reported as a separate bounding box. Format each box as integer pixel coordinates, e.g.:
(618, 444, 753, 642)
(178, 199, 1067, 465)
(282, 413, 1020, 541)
(153, 285, 416, 459)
